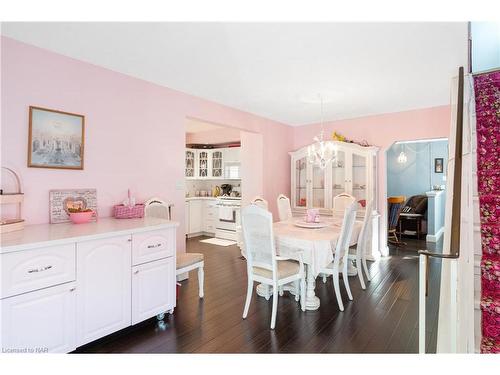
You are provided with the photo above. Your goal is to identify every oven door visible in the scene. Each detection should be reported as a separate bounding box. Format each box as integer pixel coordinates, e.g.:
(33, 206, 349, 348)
(216, 203, 237, 230)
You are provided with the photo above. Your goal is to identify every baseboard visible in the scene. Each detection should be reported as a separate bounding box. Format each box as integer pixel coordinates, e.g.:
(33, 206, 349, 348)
(426, 226, 444, 243)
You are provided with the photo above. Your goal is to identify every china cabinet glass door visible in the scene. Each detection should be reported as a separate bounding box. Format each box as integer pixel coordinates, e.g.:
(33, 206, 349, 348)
(310, 163, 327, 209)
(330, 150, 346, 202)
(198, 150, 208, 178)
(185, 150, 195, 178)
(211, 150, 223, 178)
(351, 152, 367, 203)
(294, 156, 307, 208)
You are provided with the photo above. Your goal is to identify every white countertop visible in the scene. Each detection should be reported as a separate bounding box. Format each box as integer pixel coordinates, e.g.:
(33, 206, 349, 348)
(0, 217, 179, 254)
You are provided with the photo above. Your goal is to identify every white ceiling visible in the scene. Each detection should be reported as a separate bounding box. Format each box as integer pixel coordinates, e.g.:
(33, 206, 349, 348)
(1, 22, 468, 125)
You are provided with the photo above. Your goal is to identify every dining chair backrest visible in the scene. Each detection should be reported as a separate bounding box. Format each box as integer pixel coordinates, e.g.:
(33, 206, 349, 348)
(251, 196, 269, 210)
(357, 201, 373, 252)
(241, 204, 276, 273)
(332, 193, 356, 215)
(277, 194, 293, 222)
(333, 201, 358, 263)
(144, 197, 170, 219)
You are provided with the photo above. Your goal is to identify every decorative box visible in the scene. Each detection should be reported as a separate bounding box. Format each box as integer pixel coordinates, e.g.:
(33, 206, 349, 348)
(113, 204, 144, 219)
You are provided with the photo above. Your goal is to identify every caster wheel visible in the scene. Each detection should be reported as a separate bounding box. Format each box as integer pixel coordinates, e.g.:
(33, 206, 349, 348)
(156, 313, 165, 321)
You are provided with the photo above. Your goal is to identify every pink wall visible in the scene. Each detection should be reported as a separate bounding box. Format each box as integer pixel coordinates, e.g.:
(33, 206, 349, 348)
(186, 127, 241, 144)
(293, 106, 452, 253)
(0, 37, 293, 252)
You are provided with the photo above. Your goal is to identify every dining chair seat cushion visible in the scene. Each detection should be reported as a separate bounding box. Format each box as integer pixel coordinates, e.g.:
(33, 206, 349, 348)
(253, 260, 300, 279)
(177, 252, 204, 270)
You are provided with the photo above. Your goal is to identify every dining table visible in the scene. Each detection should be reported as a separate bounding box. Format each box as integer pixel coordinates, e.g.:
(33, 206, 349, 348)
(255, 216, 362, 310)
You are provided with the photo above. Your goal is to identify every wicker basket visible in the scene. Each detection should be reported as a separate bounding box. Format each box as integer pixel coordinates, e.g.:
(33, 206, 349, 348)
(113, 204, 144, 219)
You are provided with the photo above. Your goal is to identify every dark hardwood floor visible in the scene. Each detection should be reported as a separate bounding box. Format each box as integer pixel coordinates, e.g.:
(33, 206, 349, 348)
(75, 235, 443, 354)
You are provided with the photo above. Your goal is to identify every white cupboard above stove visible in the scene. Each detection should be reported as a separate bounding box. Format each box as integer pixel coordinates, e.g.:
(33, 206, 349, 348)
(185, 147, 240, 180)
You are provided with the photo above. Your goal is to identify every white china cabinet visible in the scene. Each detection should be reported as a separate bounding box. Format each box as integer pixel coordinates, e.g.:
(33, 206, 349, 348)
(290, 141, 380, 258)
(290, 141, 379, 214)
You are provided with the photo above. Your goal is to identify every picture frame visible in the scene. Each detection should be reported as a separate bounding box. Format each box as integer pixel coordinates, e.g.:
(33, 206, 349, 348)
(49, 189, 97, 224)
(28, 106, 85, 170)
(434, 158, 444, 173)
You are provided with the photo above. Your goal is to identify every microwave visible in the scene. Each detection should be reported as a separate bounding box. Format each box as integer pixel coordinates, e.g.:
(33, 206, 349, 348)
(224, 162, 240, 179)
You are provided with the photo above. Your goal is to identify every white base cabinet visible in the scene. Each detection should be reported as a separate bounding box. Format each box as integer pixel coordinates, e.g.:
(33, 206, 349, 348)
(0, 218, 178, 353)
(1, 282, 77, 354)
(76, 235, 132, 346)
(132, 257, 175, 324)
(186, 198, 217, 237)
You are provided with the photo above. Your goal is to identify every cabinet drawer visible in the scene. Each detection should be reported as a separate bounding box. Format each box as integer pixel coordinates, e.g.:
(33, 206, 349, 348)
(1, 244, 76, 299)
(132, 228, 175, 266)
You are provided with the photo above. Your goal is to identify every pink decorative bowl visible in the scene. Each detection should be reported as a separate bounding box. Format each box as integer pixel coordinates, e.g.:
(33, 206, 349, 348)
(69, 211, 94, 224)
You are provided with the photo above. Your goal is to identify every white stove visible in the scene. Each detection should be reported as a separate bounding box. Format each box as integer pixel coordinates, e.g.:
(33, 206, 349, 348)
(215, 196, 241, 240)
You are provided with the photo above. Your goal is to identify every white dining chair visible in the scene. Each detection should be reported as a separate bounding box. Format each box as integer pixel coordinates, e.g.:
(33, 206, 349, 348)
(251, 196, 268, 210)
(145, 197, 204, 298)
(144, 197, 171, 219)
(241, 204, 306, 329)
(332, 193, 356, 216)
(319, 201, 357, 311)
(277, 194, 293, 222)
(349, 201, 373, 290)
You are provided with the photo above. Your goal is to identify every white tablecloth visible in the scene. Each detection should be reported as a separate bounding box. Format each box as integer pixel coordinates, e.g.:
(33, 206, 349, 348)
(273, 218, 362, 277)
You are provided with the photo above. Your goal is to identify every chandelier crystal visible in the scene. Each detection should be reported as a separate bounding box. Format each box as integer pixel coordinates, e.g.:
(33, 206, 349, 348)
(307, 95, 337, 169)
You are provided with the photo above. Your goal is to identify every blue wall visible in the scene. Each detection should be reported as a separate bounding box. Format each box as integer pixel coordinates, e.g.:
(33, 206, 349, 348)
(387, 140, 448, 198)
(471, 22, 500, 73)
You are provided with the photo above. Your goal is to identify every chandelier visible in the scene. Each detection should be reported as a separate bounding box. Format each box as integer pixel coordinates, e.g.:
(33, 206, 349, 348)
(397, 143, 407, 163)
(307, 95, 337, 169)
(397, 151, 408, 164)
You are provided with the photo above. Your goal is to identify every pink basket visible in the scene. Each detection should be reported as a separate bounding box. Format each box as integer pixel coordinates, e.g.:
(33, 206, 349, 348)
(113, 204, 144, 219)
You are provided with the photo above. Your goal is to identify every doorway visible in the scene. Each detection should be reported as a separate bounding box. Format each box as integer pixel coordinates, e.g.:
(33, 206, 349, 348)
(386, 138, 448, 249)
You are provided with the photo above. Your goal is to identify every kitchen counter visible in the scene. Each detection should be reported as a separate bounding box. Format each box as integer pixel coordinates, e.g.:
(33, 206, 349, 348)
(0, 217, 179, 254)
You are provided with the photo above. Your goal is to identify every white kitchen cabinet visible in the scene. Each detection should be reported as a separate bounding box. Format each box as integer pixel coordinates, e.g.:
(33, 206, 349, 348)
(290, 141, 378, 214)
(188, 199, 203, 234)
(210, 149, 224, 178)
(1, 281, 77, 353)
(223, 147, 240, 162)
(132, 257, 175, 324)
(185, 149, 196, 178)
(202, 200, 217, 234)
(0, 218, 178, 353)
(185, 201, 190, 233)
(76, 235, 132, 346)
(185, 147, 240, 179)
(186, 199, 217, 236)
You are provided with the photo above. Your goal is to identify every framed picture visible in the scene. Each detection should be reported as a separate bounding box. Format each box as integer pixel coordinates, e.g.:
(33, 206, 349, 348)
(28, 106, 85, 170)
(434, 158, 444, 173)
(49, 189, 97, 224)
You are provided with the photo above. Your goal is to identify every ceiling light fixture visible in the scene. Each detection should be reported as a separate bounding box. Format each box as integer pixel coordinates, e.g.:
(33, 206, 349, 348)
(307, 94, 337, 169)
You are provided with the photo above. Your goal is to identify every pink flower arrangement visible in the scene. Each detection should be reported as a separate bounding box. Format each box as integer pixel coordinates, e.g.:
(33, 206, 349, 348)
(474, 70, 500, 353)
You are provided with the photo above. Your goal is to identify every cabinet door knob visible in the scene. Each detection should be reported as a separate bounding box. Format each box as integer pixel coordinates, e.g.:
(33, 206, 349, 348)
(69, 287, 76, 292)
(127, 238, 132, 242)
(134, 270, 139, 274)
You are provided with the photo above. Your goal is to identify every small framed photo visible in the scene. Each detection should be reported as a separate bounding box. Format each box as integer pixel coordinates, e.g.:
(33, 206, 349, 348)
(28, 106, 85, 170)
(434, 158, 444, 173)
(49, 189, 97, 224)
